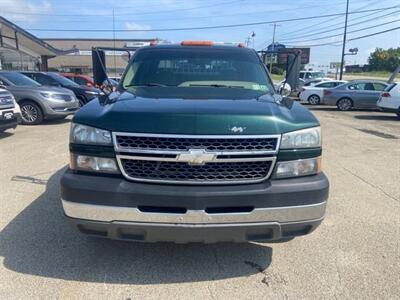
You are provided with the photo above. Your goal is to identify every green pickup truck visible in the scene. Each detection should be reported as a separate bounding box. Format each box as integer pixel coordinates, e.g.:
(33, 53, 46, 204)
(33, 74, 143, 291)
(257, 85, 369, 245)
(60, 42, 329, 243)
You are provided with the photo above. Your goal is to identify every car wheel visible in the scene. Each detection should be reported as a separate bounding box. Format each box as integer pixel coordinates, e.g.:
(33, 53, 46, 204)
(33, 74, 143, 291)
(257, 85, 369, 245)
(336, 98, 353, 111)
(20, 101, 43, 125)
(308, 94, 321, 105)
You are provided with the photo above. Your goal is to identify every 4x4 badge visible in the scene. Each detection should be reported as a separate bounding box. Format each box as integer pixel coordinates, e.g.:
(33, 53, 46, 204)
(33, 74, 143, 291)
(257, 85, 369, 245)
(177, 149, 216, 165)
(230, 126, 246, 133)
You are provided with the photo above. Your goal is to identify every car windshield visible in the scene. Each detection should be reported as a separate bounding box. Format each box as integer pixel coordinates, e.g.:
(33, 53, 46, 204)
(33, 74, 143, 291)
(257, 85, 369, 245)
(0, 72, 41, 87)
(48, 73, 80, 87)
(122, 47, 274, 98)
(310, 72, 325, 78)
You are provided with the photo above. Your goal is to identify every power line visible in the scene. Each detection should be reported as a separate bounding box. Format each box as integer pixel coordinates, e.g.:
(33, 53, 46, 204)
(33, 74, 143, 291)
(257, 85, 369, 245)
(24, 6, 400, 32)
(279, 9, 400, 41)
(282, 19, 399, 44)
(0, 0, 243, 17)
(286, 26, 400, 47)
(279, 0, 395, 38)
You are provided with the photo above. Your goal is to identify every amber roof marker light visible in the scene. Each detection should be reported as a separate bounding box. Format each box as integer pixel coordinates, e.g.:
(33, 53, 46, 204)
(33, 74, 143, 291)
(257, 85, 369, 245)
(181, 41, 214, 46)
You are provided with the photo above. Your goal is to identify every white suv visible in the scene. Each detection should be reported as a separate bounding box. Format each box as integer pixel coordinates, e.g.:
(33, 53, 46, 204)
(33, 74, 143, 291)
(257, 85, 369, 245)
(377, 82, 400, 119)
(0, 88, 21, 133)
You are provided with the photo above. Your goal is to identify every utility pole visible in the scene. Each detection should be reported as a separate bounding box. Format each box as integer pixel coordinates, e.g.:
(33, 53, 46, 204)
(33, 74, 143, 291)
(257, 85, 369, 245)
(339, 0, 349, 80)
(112, 8, 117, 77)
(269, 23, 279, 73)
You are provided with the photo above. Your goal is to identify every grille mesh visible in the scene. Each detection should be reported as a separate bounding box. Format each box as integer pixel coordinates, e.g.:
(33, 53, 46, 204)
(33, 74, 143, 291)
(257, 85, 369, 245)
(116, 135, 278, 152)
(121, 159, 272, 183)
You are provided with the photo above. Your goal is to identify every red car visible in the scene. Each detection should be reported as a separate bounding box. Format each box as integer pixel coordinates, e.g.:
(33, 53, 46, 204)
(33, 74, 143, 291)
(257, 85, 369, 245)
(61, 73, 95, 87)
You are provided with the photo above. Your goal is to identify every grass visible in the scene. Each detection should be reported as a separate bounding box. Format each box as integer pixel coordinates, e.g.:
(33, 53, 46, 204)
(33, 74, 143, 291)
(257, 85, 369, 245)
(270, 74, 284, 82)
(343, 71, 399, 80)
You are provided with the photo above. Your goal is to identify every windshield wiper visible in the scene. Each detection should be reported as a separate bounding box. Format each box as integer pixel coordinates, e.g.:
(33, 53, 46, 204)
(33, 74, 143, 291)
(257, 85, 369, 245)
(125, 83, 170, 87)
(188, 84, 244, 88)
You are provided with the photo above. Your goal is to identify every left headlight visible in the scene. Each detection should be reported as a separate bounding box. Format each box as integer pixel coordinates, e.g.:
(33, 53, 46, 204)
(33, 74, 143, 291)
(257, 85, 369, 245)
(70, 123, 112, 145)
(274, 157, 321, 179)
(280, 127, 321, 149)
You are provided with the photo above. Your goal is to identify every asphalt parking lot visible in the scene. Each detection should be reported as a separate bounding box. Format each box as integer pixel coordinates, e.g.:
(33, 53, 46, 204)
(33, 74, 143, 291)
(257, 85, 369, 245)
(0, 106, 399, 299)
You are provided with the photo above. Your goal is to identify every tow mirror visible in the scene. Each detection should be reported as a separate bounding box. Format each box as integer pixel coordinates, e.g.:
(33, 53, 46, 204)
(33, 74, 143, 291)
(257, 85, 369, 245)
(92, 49, 107, 86)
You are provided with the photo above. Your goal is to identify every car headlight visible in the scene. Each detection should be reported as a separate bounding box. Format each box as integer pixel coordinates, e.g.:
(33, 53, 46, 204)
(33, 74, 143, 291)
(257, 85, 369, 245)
(40, 92, 72, 101)
(274, 157, 321, 179)
(70, 123, 112, 145)
(280, 127, 321, 149)
(70, 154, 119, 174)
(0, 94, 15, 106)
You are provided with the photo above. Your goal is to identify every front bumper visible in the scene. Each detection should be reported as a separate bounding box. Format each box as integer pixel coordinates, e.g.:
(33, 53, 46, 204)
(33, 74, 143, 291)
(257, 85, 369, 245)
(0, 111, 21, 131)
(61, 170, 329, 243)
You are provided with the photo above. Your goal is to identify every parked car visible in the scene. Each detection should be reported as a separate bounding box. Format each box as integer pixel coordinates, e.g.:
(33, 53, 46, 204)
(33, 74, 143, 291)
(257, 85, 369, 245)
(21, 72, 100, 107)
(377, 82, 400, 119)
(0, 71, 79, 125)
(300, 80, 347, 104)
(299, 71, 330, 82)
(0, 88, 21, 133)
(109, 76, 121, 82)
(323, 80, 388, 110)
(61, 73, 95, 87)
(61, 42, 329, 243)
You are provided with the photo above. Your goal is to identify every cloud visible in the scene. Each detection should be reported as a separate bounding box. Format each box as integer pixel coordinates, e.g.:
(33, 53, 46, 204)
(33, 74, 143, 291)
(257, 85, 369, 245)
(0, 0, 52, 23)
(125, 22, 151, 31)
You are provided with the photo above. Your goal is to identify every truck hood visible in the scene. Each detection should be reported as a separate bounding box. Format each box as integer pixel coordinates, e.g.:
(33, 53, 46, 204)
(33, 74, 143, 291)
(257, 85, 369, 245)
(73, 91, 319, 135)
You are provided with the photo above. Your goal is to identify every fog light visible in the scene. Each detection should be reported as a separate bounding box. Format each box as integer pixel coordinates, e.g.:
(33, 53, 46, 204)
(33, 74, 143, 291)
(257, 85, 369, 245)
(70, 154, 119, 174)
(274, 157, 321, 179)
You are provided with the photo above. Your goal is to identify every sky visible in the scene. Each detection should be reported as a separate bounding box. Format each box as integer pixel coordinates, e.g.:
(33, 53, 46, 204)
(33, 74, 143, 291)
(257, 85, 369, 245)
(0, 0, 399, 67)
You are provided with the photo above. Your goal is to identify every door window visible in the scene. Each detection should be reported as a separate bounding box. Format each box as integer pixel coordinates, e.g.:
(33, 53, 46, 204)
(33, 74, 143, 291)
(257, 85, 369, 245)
(372, 83, 386, 91)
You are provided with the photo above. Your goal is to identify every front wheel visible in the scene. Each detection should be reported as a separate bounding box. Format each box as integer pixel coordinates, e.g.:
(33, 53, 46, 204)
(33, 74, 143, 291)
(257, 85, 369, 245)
(308, 94, 320, 105)
(337, 98, 353, 111)
(20, 101, 43, 125)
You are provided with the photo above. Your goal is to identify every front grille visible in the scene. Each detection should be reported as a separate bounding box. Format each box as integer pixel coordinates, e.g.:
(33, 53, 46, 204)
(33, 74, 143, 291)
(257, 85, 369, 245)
(120, 159, 273, 183)
(113, 133, 279, 184)
(58, 94, 73, 101)
(115, 135, 278, 153)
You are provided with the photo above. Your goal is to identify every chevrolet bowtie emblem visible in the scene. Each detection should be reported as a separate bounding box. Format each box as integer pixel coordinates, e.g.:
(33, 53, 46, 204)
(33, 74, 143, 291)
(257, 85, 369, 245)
(177, 149, 216, 165)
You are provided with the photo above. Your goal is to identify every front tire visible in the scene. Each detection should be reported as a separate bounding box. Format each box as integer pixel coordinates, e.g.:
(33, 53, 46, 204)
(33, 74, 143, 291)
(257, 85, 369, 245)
(308, 94, 320, 105)
(337, 98, 353, 111)
(20, 101, 43, 125)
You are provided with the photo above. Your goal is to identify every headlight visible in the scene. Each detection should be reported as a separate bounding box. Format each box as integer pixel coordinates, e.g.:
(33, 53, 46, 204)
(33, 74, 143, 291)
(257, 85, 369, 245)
(274, 157, 321, 179)
(280, 127, 321, 149)
(70, 154, 119, 174)
(0, 94, 14, 106)
(40, 92, 71, 101)
(70, 123, 112, 145)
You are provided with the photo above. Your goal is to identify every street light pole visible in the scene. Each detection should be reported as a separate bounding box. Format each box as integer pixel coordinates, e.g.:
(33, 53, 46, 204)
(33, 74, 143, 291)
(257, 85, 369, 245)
(269, 23, 277, 73)
(339, 0, 350, 80)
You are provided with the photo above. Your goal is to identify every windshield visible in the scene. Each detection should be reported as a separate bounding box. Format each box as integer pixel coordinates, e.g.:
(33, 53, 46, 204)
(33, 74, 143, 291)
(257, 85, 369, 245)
(122, 48, 273, 97)
(310, 72, 325, 78)
(48, 72, 80, 87)
(0, 72, 41, 87)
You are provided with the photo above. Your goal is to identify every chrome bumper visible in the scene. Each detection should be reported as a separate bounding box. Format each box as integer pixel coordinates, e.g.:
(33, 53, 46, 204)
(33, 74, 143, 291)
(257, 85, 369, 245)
(62, 199, 327, 224)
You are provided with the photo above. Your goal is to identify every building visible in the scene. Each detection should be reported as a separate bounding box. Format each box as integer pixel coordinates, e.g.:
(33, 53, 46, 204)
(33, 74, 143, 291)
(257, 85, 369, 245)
(0, 16, 158, 75)
(44, 38, 160, 76)
(0, 16, 75, 71)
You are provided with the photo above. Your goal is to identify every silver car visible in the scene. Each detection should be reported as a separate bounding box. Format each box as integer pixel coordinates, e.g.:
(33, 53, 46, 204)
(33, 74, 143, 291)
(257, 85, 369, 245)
(0, 71, 79, 125)
(323, 80, 388, 111)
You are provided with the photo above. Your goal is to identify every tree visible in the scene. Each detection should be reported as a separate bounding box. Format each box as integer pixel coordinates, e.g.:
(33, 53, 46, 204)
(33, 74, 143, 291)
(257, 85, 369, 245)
(368, 47, 400, 72)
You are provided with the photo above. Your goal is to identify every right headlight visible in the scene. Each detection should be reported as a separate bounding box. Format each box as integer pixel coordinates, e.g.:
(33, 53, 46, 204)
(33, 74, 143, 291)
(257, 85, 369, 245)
(70, 123, 112, 145)
(280, 127, 321, 149)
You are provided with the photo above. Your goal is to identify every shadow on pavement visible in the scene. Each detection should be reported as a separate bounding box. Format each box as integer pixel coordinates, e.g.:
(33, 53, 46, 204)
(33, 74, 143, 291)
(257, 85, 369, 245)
(0, 131, 14, 139)
(0, 168, 273, 284)
(354, 114, 399, 121)
(41, 117, 72, 125)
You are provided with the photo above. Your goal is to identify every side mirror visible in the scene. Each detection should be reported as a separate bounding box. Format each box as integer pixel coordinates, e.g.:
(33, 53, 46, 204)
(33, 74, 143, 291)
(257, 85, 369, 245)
(92, 49, 107, 86)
